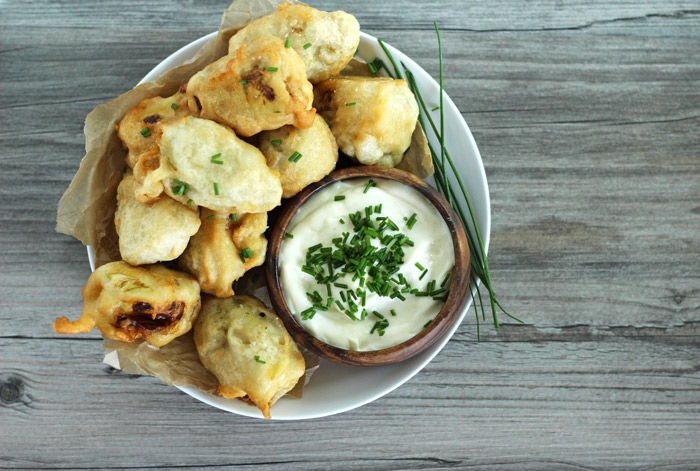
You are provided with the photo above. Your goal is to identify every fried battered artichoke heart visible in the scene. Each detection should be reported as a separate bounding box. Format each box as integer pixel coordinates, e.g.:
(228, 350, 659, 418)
(228, 2, 360, 84)
(314, 77, 419, 167)
(53, 262, 201, 347)
(178, 210, 267, 298)
(116, 89, 193, 169)
(115, 172, 200, 265)
(133, 116, 282, 213)
(194, 295, 305, 419)
(258, 114, 338, 198)
(187, 35, 315, 137)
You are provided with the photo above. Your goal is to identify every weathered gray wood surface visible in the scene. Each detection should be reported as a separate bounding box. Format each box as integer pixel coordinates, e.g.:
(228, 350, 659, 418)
(1, 0, 699, 469)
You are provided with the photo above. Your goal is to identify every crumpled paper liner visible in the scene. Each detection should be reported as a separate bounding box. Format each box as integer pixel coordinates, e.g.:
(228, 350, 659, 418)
(54, 0, 430, 408)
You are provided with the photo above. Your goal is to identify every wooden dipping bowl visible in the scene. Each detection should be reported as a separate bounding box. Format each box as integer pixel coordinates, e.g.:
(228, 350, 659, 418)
(265, 166, 470, 367)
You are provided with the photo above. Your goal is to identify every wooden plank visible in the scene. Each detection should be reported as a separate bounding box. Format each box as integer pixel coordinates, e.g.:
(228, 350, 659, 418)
(1, 338, 699, 469)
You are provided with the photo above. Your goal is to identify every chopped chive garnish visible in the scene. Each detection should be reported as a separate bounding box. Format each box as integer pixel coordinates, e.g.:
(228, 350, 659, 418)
(334, 283, 348, 289)
(205, 214, 214, 221)
(441, 271, 451, 287)
(303, 42, 312, 49)
(267, 66, 278, 72)
(423, 320, 432, 328)
(171, 103, 178, 110)
(288, 151, 303, 163)
(273, 110, 281, 113)
(210, 153, 223, 164)
(323, 116, 332, 128)
(285, 232, 294, 239)
(238, 79, 247, 84)
(187, 199, 193, 209)
(334, 195, 345, 201)
(390, 309, 397, 317)
(372, 311, 385, 319)
(345, 102, 356, 107)
(363, 179, 376, 194)
(406, 213, 418, 230)
(431, 106, 439, 112)
(254, 355, 266, 364)
(284, 38, 291, 48)
(339, 218, 345, 224)
(213, 182, 219, 195)
(139, 127, 151, 137)
(415, 262, 425, 271)
(419, 269, 428, 281)
(171, 179, 188, 195)
(271, 139, 282, 145)
(240, 247, 253, 263)
(368, 61, 378, 75)
(231, 213, 237, 222)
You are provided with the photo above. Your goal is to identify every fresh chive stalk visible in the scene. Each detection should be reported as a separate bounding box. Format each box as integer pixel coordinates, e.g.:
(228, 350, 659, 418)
(377, 25, 519, 339)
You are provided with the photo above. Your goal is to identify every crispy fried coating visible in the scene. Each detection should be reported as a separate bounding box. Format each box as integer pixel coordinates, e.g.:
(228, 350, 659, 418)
(228, 3, 360, 84)
(115, 172, 200, 265)
(314, 76, 419, 167)
(187, 35, 314, 136)
(258, 114, 338, 198)
(54, 262, 201, 347)
(116, 89, 192, 168)
(133, 116, 282, 213)
(194, 295, 305, 419)
(178, 210, 267, 298)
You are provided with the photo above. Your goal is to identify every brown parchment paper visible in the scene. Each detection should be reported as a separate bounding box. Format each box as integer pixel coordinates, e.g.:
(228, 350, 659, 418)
(54, 0, 428, 406)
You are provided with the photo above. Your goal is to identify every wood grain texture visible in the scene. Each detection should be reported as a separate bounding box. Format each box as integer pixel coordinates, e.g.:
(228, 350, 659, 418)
(1, 0, 698, 469)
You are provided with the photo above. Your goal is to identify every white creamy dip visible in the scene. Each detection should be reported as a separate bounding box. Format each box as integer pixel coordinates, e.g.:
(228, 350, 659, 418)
(279, 178, 454, 351)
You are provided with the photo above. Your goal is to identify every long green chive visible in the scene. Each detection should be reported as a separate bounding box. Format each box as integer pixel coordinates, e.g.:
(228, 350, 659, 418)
(378, 26, 518, 335)
(210, 153, 223, 164)
(267, 66, 278, 72)
(334, 195, 345, 201)
(213, 182, 219, 195)
(171, 103, 178, 110)
(303, 42, 312, 49)
(254, 355, 266, 364)
(284, 38, 291, 48)
(271, 139, 282, 145)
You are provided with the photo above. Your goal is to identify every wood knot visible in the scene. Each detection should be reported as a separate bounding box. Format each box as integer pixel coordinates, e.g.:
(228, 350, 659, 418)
(0, 375, 24, 404)
(674, 294, 684, 305)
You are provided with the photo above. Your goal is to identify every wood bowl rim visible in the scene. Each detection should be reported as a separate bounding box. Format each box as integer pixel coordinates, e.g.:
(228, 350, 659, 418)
(265, 166, 470, 367)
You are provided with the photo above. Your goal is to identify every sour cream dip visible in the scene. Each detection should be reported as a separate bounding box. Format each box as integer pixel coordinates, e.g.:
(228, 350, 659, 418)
(279, 178, 454, 351)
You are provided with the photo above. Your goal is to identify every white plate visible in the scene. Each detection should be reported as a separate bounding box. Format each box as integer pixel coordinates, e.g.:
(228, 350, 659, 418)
(89, 31, 490, 420)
